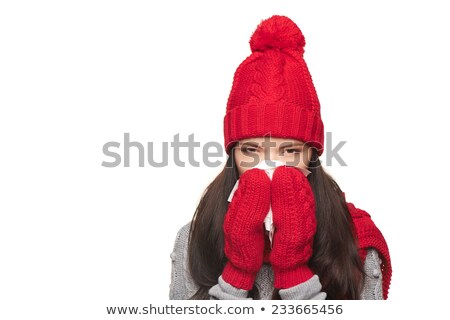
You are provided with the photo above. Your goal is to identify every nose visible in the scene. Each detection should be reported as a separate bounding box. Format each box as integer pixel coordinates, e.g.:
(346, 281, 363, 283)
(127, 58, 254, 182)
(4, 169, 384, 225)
(259, 150, 285, 167)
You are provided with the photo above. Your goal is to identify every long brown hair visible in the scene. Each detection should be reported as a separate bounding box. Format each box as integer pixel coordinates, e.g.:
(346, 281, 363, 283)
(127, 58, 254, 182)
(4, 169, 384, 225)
(188, 148, 364, 299)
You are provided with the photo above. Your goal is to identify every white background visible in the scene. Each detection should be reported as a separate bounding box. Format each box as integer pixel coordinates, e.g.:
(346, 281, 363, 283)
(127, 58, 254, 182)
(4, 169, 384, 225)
(1, 0, 449, 319)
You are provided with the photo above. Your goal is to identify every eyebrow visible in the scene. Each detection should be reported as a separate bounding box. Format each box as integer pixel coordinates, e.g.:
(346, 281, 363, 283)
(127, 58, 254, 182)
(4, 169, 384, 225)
(238, 141, 305, 148)
(239, 142, 260, 147)
(280, 142, 305, 148)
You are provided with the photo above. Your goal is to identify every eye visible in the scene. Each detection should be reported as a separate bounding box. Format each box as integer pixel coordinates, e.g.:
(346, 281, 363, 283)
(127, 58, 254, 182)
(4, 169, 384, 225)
(284, 148, 302, 154)
(242, 147, 258, 154)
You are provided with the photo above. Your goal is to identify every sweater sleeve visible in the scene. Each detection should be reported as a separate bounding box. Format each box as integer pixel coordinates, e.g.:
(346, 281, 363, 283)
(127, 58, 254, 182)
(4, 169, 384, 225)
(169, 222, 199, 300)
(209, 276, 252, 300)
(279, 275, 326, 300)
(360, 248, 384, 299)
(209, 274, 326, 300)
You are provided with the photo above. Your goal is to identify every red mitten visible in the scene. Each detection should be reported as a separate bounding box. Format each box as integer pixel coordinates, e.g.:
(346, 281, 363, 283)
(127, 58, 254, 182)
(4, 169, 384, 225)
(270, 166, 316, 289)
(222, 168, 271, 290)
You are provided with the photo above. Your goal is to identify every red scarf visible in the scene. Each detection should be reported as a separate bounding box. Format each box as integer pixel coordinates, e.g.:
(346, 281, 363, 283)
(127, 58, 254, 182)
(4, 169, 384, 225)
(346, 198, 392, 299)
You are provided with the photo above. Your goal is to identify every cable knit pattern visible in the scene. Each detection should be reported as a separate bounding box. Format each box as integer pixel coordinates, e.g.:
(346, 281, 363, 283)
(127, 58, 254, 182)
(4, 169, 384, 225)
(222, 168, 271, 290)
(360, 249, 383, 300)
(169, 223, 196, 300)
(270, 166, 316, 288)
(223, 15, 324, 155)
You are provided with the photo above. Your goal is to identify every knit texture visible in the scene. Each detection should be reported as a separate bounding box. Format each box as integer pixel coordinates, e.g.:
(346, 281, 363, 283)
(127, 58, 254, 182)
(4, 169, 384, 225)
(223, 15, 324, 155)
(222, 168, 271, 290)
(270, 166, 316, 288)
(346, 199, 392, 299)
(170, 222, 384, 300)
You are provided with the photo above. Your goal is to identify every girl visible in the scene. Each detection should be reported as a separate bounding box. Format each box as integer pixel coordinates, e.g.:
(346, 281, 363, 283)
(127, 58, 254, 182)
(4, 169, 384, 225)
(169, 15, 391, 300)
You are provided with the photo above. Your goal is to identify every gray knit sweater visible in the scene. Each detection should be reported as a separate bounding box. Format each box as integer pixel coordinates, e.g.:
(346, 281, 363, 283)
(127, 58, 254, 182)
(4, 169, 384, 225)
(169, 222, 383, 300)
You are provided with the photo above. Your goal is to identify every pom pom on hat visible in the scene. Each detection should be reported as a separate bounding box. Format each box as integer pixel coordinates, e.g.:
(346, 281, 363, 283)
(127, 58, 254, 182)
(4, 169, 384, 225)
(249, 15, 305, 53)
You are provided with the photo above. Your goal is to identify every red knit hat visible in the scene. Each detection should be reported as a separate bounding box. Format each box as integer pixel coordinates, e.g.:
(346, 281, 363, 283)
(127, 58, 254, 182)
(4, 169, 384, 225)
(223, 15, 324, 155)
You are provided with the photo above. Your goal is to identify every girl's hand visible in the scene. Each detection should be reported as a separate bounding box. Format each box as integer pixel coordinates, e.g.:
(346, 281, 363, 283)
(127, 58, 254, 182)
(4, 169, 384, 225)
(270, 166, 316, 289)
(222, 168, 271, 290)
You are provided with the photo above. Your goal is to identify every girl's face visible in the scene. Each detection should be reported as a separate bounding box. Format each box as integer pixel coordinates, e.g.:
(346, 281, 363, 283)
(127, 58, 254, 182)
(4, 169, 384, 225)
(233, 137, 313, 176)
